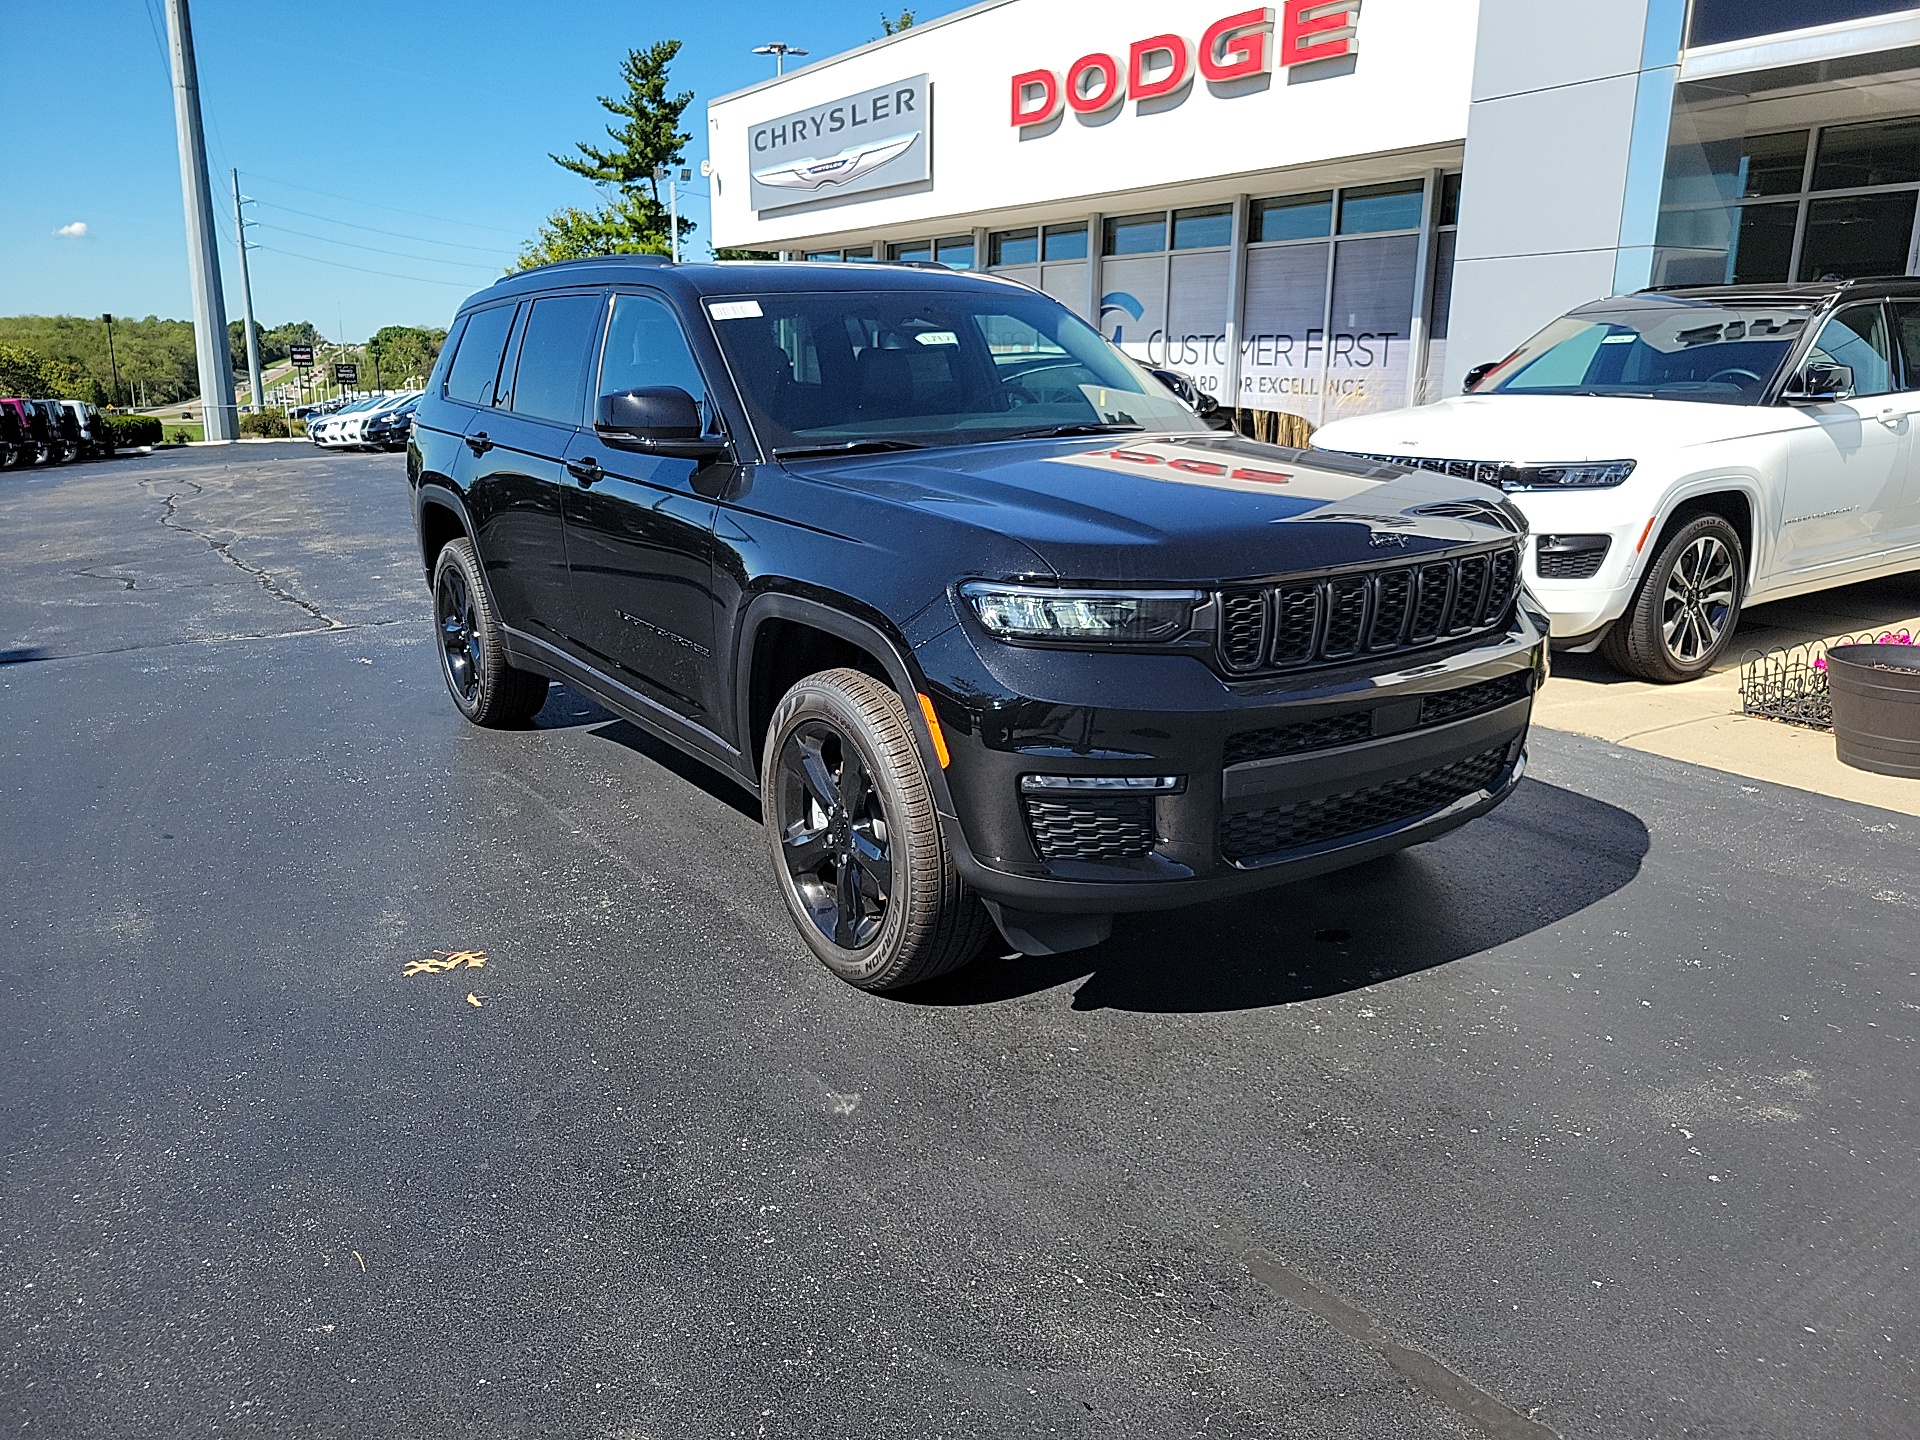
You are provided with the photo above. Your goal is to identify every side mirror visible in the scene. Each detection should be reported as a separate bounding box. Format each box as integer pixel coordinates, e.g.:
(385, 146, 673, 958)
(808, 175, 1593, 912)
(594, 386, 727, 459)
(1462, 362, 1498, 393)
(1148, 366, 1219, 415)
(1784, 362, 1854, 403)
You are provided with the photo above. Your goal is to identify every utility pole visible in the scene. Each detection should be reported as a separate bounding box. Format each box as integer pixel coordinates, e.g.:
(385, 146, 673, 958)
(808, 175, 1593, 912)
(102, 314, 123, 407)
(752, 42, 808, 75)
(655, 166, 689, 263)
(230, 169, 264, 411)
(161, 0, 237, 440)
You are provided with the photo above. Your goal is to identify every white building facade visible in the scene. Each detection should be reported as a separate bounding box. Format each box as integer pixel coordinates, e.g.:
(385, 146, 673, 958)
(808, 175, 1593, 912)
(708, 0, 1920, 437)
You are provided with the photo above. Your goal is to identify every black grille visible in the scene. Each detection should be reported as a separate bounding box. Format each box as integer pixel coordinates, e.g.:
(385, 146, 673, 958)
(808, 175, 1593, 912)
(1025, 796, 1156, 862)
(1419, 670, 1535, 727)
(1537, 535, 1611, 580)
(1223, 711, 1375, 766)
(1340, 452, 1516, 488)
(1217, 544, 1520, 676)
(1220, 746, 1512, 864)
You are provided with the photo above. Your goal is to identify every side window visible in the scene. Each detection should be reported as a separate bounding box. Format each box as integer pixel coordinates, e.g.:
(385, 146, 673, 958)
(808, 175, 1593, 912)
(599, 293, 709, 423)
(1809, 304, 1896, 398)
(442, 304, 516, 406)
(508, 293, 606, 425)
(1893, 301, 1920, 392)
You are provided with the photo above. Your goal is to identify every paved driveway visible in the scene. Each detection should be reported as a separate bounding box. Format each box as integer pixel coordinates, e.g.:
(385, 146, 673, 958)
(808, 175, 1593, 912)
(1, 447, 1913, 1438)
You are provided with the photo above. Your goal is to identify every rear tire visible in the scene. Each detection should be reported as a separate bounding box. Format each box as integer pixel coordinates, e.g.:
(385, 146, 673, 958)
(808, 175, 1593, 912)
(1600, 513, 1744, 683)
(763, 668, 994, 992)
(430, 537, 549, 726)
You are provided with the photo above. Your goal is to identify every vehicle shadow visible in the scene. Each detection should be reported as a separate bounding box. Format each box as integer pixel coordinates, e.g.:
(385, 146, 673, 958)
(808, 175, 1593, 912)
(536, 684, 761, 822)
(909, 778, 1649, 1014)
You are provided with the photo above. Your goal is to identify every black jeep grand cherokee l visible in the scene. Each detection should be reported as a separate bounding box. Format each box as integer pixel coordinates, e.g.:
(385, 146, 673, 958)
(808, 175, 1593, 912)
(409, 257, 1547, 990)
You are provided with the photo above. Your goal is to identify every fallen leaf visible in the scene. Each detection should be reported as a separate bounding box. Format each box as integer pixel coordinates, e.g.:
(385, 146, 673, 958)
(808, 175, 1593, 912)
(466, 993, 483, 1008)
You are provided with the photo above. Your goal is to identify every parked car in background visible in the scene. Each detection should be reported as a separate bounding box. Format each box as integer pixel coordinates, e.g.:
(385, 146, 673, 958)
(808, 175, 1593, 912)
(29, 400, 77, 464)
(1314, 277, 1920, 682)
(310, 396, 390, 447)
(362, 393, 419, 451)
(410, 257, 1545, 990)
(61, 400, 114, 460)
(0, 399, 35, 468)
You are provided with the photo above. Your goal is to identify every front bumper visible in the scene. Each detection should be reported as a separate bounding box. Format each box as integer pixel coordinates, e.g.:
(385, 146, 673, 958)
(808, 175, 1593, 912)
(915, 599, 1548, 918)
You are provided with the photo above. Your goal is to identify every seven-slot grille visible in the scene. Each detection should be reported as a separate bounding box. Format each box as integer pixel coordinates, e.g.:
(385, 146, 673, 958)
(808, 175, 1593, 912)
(1217, 545, 1519, 676)
(1025, 795, 1156, 863)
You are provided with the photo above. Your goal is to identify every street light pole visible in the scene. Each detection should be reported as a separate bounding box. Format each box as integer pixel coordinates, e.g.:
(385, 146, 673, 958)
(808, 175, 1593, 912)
(102, 314, 122, 408)
(160, 0, 238, 440)
(752, 42, 808, 75)
(230, 169, 264, 412)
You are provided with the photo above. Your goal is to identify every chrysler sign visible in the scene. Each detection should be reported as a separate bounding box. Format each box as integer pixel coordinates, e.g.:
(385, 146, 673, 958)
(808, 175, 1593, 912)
(1011, 3, 1361, 129)
(749, 74, 931, 214)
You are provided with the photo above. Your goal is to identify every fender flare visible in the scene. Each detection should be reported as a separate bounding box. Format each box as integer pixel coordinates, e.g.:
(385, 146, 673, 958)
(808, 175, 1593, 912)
(415, 482, 515, 636)
(733, 591, 963, 826)
(1636, 476, 1769, 591)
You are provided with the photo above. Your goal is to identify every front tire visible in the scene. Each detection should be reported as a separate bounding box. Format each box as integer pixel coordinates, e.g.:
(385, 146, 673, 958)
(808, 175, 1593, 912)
(763, 668, 994, 992)
(1600, 513, 1744, 683)
(430, 537, 549, 726)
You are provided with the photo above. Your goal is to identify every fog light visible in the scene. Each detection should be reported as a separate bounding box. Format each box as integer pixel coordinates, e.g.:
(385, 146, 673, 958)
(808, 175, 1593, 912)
(1020, 775, 1184, 793)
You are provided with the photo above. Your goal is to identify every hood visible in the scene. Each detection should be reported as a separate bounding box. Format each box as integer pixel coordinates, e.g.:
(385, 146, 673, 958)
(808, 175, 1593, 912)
(787, 433, 1522, 584)
(1314, 394, 1802, 464)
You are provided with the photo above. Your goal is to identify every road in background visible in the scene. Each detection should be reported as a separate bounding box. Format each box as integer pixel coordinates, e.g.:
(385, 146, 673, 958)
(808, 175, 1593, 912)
(1, 449, 1914, 1439)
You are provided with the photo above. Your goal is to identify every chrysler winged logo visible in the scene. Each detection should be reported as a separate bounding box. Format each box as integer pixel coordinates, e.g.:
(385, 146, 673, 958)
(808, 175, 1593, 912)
(753, 132, 919, 192)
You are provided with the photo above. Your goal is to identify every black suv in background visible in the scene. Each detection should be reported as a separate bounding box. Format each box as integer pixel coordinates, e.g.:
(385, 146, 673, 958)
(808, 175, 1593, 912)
(409, 258, 1547, 990)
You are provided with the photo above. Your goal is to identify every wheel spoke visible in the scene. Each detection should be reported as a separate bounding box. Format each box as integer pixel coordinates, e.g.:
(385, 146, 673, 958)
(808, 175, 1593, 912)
(838, 748, 871, 818)
(782, 825, 832, 872)
(789, 734, 840, 810)
(832, 862, 862, 946)
(849, 830, 892, 900)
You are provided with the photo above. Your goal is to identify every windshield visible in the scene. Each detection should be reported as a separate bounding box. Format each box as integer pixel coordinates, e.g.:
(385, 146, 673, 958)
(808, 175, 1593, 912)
(704, 288, 1204, 453)
(1474, 300, 1813, 405)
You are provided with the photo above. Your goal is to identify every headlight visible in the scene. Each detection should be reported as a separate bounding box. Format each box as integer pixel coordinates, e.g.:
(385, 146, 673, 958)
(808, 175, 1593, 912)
(960, 582, 1202, 643)
(1508, 460, 1635, 490)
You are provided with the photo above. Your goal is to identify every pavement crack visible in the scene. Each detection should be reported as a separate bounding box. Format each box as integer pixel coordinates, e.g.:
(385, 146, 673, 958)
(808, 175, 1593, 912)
(1227, 1237, 1561, 1440)
(72, 569, 138, 591)
(147, 477, 340, 629)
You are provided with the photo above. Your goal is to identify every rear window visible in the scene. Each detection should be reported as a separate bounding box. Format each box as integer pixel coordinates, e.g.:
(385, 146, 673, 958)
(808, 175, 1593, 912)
(443, 304, 517, 406)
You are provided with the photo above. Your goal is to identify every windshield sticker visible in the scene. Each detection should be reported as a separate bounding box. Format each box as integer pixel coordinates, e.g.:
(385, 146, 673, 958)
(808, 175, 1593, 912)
(913, 330, 959, 346)
(708, 300, 764, 320)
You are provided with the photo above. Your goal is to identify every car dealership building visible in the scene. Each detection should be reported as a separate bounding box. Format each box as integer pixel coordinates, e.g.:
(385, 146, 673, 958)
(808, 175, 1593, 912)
(708, 0, 1920, 437)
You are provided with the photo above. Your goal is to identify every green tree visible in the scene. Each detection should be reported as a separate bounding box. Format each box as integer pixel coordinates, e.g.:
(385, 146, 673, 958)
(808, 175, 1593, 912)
(0, 343, 52, 397)
(881, 10, 916, 35)
(515, 40, 695, 271)
(260, 320, 319, 365)
(712, 247, 779, 261)
(0, 314, 198, 405)
(365, 325, 447, 387)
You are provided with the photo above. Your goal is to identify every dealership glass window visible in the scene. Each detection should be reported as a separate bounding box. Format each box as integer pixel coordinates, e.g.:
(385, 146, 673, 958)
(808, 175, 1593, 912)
(989, 228, 1040, 266)
(934, 235, 976, 270)
(1657, 93, 1920, 286)
(1103, 212, 1167, 256)
(888, 240, 933, 263)
(1043, 224, 1089, 261)
(805, 249, 843, 262)
(1249, 191, 1332, 243)
(1339, 181, 1425, 235)
(1438, 173, 1463, 227)
(1813, 115, 1920, 191)
(1689, 0, 1917, 48)
(1172, 205, 1233, 250)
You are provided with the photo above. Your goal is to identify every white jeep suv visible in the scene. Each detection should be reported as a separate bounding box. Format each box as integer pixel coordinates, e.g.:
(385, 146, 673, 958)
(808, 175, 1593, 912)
(1314, 280, 1920, 681)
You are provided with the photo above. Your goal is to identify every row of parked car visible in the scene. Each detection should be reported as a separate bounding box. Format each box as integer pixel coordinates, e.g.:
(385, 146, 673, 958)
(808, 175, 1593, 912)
(0, 398, 115, 468)
(306, 391, 420, 451)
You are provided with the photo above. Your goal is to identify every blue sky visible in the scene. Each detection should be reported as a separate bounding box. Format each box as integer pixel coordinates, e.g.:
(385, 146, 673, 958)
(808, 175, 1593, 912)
(2, 0, 967, 341)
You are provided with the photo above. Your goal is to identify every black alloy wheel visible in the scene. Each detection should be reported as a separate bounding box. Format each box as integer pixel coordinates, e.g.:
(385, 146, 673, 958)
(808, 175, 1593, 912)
(774, 718, 894, 950)
(763, 669, 994, 991)
(1601, 512, 1746, 683)
(429, 537, 550, 726)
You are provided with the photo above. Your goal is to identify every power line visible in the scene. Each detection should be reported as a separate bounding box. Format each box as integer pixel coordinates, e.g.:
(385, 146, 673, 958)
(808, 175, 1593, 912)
(242, 172, 526, 236)
(250, 199, 514, 256)
(253, 244, 486, 289)
(252, 222, 501, 272)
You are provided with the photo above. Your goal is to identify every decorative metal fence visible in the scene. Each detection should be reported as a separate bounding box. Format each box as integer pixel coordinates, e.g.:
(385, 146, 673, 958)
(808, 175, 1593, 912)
(1740, 629, 1915, 730)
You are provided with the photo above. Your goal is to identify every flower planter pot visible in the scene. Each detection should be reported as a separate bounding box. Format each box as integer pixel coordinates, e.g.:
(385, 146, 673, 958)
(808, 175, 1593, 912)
(1827, 643, 1920, 778)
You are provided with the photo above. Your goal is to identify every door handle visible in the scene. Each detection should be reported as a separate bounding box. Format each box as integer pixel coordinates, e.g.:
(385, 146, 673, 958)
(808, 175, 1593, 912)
(1877, 408, 1907, 430)
(465, 430, 493, 456)
(566, 456, 602, 487)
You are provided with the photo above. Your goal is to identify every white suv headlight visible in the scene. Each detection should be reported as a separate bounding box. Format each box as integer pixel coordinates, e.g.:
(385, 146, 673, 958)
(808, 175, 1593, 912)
(1509, 460, 1635, 490)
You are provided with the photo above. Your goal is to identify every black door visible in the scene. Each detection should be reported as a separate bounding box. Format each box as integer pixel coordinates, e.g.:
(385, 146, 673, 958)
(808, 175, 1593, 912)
(457, 291, 607, 644)
(561, 290, 722, 724)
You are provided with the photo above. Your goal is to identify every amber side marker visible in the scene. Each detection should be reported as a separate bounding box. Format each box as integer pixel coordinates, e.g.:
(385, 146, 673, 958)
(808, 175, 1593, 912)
(1636, 517, 1659, 552)
(916, 692, 951, 768)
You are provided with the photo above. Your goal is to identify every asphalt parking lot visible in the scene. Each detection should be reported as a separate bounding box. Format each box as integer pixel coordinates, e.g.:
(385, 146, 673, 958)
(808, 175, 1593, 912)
(2, 445, 1915, 1440)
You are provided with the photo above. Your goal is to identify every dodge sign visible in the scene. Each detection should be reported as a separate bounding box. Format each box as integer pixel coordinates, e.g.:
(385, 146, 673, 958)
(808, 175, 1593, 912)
(749, 74, 931, 215)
